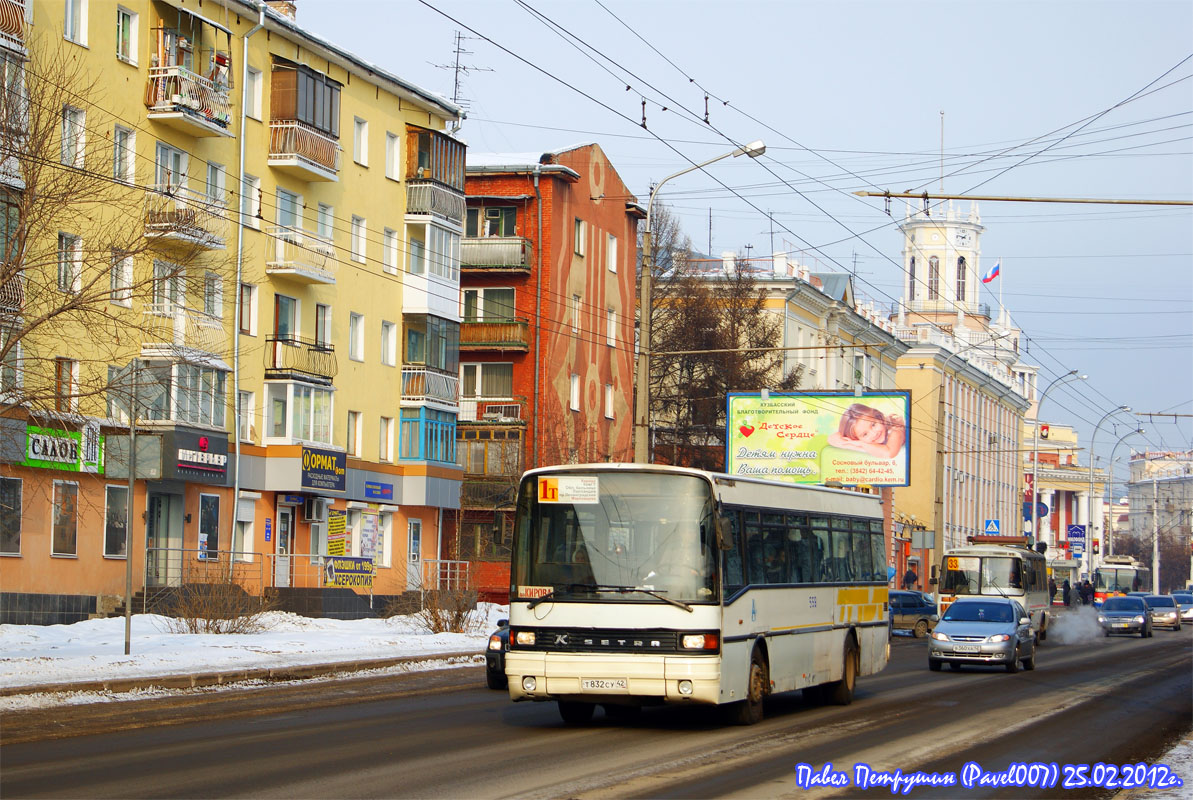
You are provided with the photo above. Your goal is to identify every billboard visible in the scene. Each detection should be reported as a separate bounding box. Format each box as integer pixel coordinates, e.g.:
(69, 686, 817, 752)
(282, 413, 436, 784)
(726, 392, 911, 487)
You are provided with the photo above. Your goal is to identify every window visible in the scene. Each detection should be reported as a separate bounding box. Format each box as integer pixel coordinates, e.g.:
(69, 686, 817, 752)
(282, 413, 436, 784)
(64, 0, 87, 45)
(57, 232, 81, 292)
(456, 428, 522, 477)
(245, 67, 263, 120)
(110, 251, 132, 306)
(379, 416, 393, 462)
(198, 494, 220, 559)
(106, 365, 129, 422)
(152, 261, 181, 311)
(403, 315, 459, 372)
(957, 256, 967, 301)
(239, 283, 258, 334)
(347, 410, 361, 456)
(928, 256, 940, 300)
(274, 294, 297, 338)
(408, 237, 425, 275)
(116, 7, 137, 64)
(55, 357, 77, 412)
(265, 382, 332, 443)
(607, 234, 618, 272)
(61, 106, 85, 167)
(277, 187, 301, 229)
(570, 373, 580, 411)
(462, 288, 514, 322)
(317, 203, 334, 239)
(349, 312, 364, 361)
(381, 320, 396, 366)
(104, 485, 129, 558)
(461, 363, 513, 399)
(174, 363, 227, 427)
(315, 303, 331, 347)
(205, 162, 226, 207)
(240, 174, 260, 228)
(573, 218, 586, 255)
(605, 383, 614, 419)
(409, 519, 422, 567)
(278, 61, 342, 135)
(112, 125, 134, 182)
(353, 117, 368, 166)
(383, 228, 398, 274)
(203, 273, 222, 318)
(0, 477, 20, 555)
(0, 331, 18, 395)
(908, 256, 916, 302)
(400, 408, 455, 462)
(52, 480, 78, 556)
(606, 308, 616, 346)
(154, 141, 185, 191)
(466, 206, 517, 237)
(426, 225, 459, 280)
(351, 215, 366, 262)
(385, 132, 399, 180)
(238, 390, 253, 440)
(572, 294, 581, 333)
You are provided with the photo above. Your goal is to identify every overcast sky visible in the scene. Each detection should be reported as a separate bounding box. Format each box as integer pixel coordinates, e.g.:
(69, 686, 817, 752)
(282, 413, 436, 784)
(297, 0, 1193, 489)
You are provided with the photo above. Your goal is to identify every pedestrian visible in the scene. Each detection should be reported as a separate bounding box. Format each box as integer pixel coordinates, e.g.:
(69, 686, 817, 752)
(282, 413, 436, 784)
(1081, 580, 1094, 606)
(1062, 578, 1071, 607)
(1049, 576, 1057, 605)
(902, 566, 918, 590)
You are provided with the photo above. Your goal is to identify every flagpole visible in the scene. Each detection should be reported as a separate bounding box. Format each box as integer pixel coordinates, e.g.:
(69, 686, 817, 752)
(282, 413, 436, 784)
(999, 256, 1003, 320)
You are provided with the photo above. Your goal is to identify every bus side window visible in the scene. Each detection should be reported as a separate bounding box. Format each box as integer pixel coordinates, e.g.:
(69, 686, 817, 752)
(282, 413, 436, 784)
(810, 519, 829, 583)
(744, 514, 764, 586)
(722, 510, 745, 596)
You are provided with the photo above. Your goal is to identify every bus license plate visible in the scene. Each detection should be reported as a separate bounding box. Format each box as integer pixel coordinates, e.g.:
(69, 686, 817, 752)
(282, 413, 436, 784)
(952, 645, 980, 653)
(582, 678, 628, 692)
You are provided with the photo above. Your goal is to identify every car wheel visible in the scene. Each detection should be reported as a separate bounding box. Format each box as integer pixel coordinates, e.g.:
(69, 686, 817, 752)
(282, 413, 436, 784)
(1140, 628, 1148, 638)
(929, 659, 942, 672)
(1006, 653, 1020, 673)
(558, 701, 596, 724)
(486, 668, 508, 691)
(1022, 646, 1036, 671)
(827, 637, 859, 705)
(727, 649, 768, 725)
(913, 620, 929, 638)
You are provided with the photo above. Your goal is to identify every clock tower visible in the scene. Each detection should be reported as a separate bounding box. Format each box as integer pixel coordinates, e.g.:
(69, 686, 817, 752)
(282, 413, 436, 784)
(898, 200, 986, 324)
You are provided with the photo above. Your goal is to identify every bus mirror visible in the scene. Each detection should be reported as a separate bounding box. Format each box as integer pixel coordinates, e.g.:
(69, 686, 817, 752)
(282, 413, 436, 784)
(930, 564, 938, 585)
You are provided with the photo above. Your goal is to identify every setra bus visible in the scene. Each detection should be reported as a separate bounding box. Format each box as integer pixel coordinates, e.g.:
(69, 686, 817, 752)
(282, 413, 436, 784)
(934, 537, 1050, 640)
(1093, 555, 1151, 605)
(504, 463, 890, 725)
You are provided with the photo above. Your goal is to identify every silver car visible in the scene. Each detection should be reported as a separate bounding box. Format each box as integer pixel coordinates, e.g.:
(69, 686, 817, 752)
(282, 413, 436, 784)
(928, 597, 1036, 673)
(1172, 593, 1193, 623)
(1144, 595, 1181, 631)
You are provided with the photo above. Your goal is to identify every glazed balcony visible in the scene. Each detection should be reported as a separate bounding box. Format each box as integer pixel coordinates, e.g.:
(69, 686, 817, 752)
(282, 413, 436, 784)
(406, 179, 464, 225)
(458, 397, 526, 423)
(461, 236, 531, 273)
(144, 186, 228, 250)
(268, 120, 341, 182)
(459, 318, 529, 352)
(0, 271, 22, 315)
(401, 367, 458, 406)
(0, 0, 25, 53)
(264, 335, 337, 385)
(141, 304, 226, 356)
(265, 225, 336, 284)
(145, 66, 233, 138)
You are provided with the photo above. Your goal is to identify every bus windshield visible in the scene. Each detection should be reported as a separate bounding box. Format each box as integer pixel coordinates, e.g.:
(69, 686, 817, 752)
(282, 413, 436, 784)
(940, 556, 1025, 595)
(512, 471, 717, 605)
(1095, 568, 1148, 593)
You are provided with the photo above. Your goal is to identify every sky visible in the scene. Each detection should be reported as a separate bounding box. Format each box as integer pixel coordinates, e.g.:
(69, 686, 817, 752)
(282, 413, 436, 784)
(294, 0, 1193, 492)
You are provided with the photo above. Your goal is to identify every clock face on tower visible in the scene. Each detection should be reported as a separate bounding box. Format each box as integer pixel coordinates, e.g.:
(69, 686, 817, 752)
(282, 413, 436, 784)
(956, 229, 972, 247)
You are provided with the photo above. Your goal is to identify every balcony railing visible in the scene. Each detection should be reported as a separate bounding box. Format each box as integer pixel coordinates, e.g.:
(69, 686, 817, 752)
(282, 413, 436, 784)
(268, 120, 342, 181)
(145, 65, 232, 136)
(461, 236, 531, 271)
(142, 304, 227, 355)
(264, 335, 337, 383)
(460, 318, 529, 351)
(144, 186, 228, 249)
(0, 271, 23, 314)
(458, 397, 525, 423)
(406, 179, 464, 225)
(401, 366, 458, 405)
(0, 0, 26, 53)
(461, 480, 520, 509)
(265, 225, 337, 284)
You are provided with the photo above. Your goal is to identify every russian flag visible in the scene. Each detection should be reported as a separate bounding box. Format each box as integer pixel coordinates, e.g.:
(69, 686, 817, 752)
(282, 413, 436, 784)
(981, 261, 1000, 284)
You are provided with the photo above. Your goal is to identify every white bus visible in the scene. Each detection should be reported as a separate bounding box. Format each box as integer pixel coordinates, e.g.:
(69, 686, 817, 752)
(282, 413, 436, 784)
(934, 539, 1050, 639)
(504, 464, 890, 725)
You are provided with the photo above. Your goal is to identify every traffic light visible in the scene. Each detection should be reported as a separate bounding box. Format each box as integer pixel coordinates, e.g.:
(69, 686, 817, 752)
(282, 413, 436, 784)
(1040, 424, 1050, 439)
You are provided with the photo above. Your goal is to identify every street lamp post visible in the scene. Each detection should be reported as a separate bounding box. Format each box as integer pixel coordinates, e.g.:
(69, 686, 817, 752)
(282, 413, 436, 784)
(633, 140, 766, 463)
(1105, 427, 1145, 556)
(1030, 370, 1086, 551)
(1085, 405, 1130, 576)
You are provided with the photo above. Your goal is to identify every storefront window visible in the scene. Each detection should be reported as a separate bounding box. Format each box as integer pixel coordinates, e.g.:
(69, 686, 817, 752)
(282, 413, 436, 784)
(0, 477, 20, 554)
(52, 481, 78, 556)
(104, 485, 130, 557)
(199, 494, 219, 559)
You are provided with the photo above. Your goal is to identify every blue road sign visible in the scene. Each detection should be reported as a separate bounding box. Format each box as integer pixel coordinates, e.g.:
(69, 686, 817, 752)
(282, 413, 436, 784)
(1067, 524, 1086, 542)
(984, 519, 1001, 534)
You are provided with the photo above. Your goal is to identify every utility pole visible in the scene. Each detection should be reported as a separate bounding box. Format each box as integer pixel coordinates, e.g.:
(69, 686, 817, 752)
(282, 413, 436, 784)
(1153, 477, 1160, 593)
(123, 359, 139, 656)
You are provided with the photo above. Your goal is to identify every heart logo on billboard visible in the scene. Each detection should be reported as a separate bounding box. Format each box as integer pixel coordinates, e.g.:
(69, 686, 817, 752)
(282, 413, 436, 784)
(739, 425, 755, 437)
(198, 436, 210, 451)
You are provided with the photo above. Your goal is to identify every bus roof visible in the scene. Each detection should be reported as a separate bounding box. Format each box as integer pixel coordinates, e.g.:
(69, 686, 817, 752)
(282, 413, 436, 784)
(944, 544, 1044, 559)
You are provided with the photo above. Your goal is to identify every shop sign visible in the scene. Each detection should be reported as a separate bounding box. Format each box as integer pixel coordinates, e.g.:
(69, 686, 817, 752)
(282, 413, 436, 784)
(364, 481, 393, 501)
(168, 430, 228, 485)
(324, 556, 374, 588)
(22, 423, 103, 473)
(301, 447, 346, 493)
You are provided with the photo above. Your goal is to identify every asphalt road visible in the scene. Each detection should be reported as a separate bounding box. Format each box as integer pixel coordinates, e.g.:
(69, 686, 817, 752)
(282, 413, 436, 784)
(2, 624, 1190, 799)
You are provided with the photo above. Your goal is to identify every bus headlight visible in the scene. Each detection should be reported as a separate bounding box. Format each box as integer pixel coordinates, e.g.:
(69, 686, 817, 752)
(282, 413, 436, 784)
(682, 633, 719, 650)
(522, 676, 537, 691)
(678, 680, 694, 695)
(514, 630, 536, 646)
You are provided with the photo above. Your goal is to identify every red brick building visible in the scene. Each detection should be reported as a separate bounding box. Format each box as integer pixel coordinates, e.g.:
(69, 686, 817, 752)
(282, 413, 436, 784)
(451, 144, 642, 599)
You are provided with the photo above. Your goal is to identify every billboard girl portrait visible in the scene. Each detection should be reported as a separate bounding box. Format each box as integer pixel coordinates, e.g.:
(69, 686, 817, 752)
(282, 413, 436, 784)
(827, 403, 905, 459)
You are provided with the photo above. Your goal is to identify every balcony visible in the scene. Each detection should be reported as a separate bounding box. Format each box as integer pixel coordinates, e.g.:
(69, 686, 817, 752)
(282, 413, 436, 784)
(264, 335, 337, 385)
(407, 180, 464, 225)
(0, 0, 25, 54)
(401, 367, 458, 407)
(0, 271, 22, 315)
(458, 397, 526, 424)
(460, 318, 529, 352)
(144, 186, 228, 250)
(461, 236, 531, 273)
(265, 225, 337, 284)
(268, 120, 342, 182)
(461, 480, 519, 509)
(141, 305, 227, 357)
(145, 66, 232, 138)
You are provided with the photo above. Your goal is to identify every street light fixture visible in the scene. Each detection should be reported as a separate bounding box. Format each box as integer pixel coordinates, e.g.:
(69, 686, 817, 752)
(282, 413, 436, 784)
(1105, 427, 1145, 556)
(1030, 370, 1086, 551)
(1085, 405, 1130, 575)
(633, 140, 767, 462)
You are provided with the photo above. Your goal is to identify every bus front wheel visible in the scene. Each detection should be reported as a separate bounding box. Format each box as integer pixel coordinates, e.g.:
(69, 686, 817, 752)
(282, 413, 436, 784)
(558, 701, 595, 724)
(727, 650, 768, 725)
(827, 638, 858, 705)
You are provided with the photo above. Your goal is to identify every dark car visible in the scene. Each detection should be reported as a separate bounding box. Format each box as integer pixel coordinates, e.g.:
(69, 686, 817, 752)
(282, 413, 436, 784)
(1098, 596, 1152, 638)
(485, 618, 509, 690)
(1144, 595, 1182, 631)
(889, 590, 939, 638)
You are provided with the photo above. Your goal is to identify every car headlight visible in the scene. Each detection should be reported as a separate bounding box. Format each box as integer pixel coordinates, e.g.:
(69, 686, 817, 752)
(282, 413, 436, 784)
(1164, 612, 1177, 618)
(488, 634, 504, 651)
(988, 634, 1011, 643)
(1098, 616, 1106, 623)
(930, 632, 949, 641)
(1133, 615, 1145, 623)
(514, 630, 536, 646)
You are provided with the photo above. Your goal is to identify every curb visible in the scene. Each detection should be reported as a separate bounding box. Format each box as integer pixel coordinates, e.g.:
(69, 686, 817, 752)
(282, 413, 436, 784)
(0, 650, 482, 698)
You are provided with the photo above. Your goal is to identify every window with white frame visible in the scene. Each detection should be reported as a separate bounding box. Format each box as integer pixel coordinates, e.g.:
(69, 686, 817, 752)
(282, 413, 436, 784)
(573, 218, 585, 255)
(351, 215, 366, 262)
(277, 187, 301, 229)
(377, 513, 393, 567)
(317, 203, 334, 239)
(52, 480, 78, 556)
(57, 232, 81, 293)
(426, 224, 459, 280)
(104, 485, 129, 557)
(571, 294, 580, 333)
(0, 476, 21, 555)
(154, 141, 185, 191)
(379, 416, 393, 462)
(239, 283, 258, 335)
(381, 320, 396, 366)
(112, 125, 134, 182)
(462, 288, 514, 322)
(315, 303, 331, 347)
(408, 236, 425, 275)
(461, 362, 513, 399)
(570, 373, 580, 411)
(385, 132, 399, 180)
(116, 7, 137, 64)
(0, 332, 19, 396)
(64, 0, 87, 45)
(238, 390, 253, 440)
(353, 117, 368, 166)
(152, 261, 181, 311)
(105, 365, 129, 423)
(203, 273, 222, 318)
(347, 410, 361, 456)
(240, 174, 261, 228)
(383, 228, 398, 274)
(61, 106, 85, 167)
(206, 162, 226, 207)
(265, 382, 332, 443)
(605, 383, 614, 419)
(607, 234, 617, 272)
(245, 67, 263, 120)
(175, 363, 227, 427)
(606, 308, 616, 346)
(349, 312, 364, 361)
(110, 250, 132, 306)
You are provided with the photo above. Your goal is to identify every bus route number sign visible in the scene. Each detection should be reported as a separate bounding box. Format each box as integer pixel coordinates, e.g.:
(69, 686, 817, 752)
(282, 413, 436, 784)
(538, 476, 600, 504)
(946, 557, 960, 571)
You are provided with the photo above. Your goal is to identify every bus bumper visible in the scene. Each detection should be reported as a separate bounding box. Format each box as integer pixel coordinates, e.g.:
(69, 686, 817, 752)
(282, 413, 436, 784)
(505, 652, 721, 705)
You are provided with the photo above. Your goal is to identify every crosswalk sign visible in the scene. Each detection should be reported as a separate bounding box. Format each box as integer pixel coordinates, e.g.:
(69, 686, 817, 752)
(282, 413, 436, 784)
(984, 519, 1000, 534)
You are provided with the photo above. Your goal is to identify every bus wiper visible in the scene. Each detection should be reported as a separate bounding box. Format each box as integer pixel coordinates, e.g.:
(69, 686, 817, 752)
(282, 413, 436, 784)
(526, 583, 587, 609)
(592, 584, 693, 613)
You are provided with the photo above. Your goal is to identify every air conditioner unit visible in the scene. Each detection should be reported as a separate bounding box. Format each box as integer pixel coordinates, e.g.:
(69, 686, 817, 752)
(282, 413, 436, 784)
(305, 496, 329, 523)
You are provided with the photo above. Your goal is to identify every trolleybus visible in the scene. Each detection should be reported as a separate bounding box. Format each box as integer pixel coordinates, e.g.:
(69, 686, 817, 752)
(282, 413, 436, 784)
(1094, 555, 1151, 605)
(503, 464, 890, 725)
(934, 537, 1050, 639)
